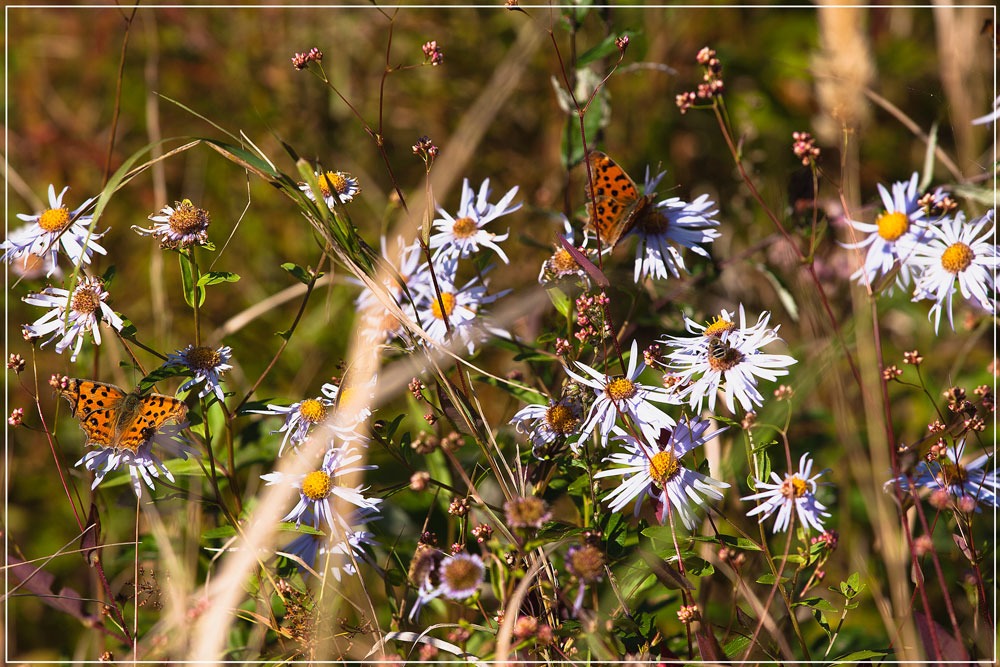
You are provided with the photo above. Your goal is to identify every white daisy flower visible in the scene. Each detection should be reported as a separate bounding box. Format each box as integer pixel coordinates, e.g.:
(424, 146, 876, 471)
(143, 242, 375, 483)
(412, 262, 508, 355)
(509, 395, 583, 457)
(280, 507, 380, 581)
(2, 184, 105, 277)
(429, 177, 520, 264)
(564, 340, 679, 450)
(76, 423, 195, 498)
(23, 276, 124, 362)
(321, 374, 377, 428)
(408, 550, 485, 621)
(538, 215, 592, 286)
(662, 305, 796, 414)
(841, 173, 929, 291)
(628, 192, 721, 283)
(164, 344, 233, 401)
(298, 170, 361, 209)
(133, 199, 211, 249)
(247, 393, 336, 456)
(354, 237, 428, 344)
(909, 210, 998, 333)
(742, 453, 831, 534)
(885, 439, 997, 510)
(261, 446, 381, 534)
(594, 417, 729, 529)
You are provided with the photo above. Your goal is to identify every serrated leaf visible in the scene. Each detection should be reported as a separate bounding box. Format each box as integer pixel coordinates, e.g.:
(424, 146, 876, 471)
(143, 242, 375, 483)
(197, 271, 240, 287)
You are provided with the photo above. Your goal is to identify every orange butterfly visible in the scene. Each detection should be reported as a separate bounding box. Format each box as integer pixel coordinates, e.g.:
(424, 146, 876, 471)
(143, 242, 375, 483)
(583, 151, 667, 248)
(59, 379, 187, 452)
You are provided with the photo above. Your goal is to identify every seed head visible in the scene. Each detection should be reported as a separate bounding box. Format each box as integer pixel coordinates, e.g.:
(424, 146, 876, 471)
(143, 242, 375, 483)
(7, 354, 25, 373)
(8, 408, 24, 427)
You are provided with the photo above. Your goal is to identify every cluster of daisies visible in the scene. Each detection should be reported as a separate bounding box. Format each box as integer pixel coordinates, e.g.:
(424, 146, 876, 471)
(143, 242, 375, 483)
(253, 377, 382, 582)
(355, 177, 521, 353)
(843, 173, 997, 332)
(511, 306, 833, 535)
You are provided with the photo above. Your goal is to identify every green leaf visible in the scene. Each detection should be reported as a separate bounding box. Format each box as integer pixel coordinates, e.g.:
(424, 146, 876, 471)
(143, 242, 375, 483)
(755, 573, 790, 585)
(756, 264, 799, 322)
(722, 635, 752, 659)
(178, 252, 203, 308)
(712, 534, 763, 552)
(281, 262, 316, 285)
(139, 364, 190, 390)
(577, 31, 635, 67)
(197, 271, 241, 287)
(545, 286, 572, 319)
(813, 608, 833, 640)
(201, 525, 236, 539)
(793, 596, 837, 612)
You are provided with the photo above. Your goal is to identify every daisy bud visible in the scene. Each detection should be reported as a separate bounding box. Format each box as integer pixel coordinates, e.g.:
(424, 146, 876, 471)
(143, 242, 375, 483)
(291, 52, 309, 69)
(773, 384, 795, 400)
(514, 615, 538, 640)
(8, 408, 24, 426)
(927, 419, 945, 433)
(913, 535, 934, 556)
(448, 497, 469, 516)
(903, 350, 923, 365)
(676, 604, 699, 624)
(411, 432, 439, 454)
(449, 542, 463, 554)
(408, 377, 425, 399)
(424, 412, 437, 425)
(421, 40, 444, 66)
(409, 471, 430, 491)
(555, 337, 573, 356)
(418, 644, 439, 661)
(442, 431, 464, 451)
(965, 416, 985, 432)
(615, 35, 629, 53)
(419, 531, 437, 545)
(307, 47, 323, 63)
(471, 523, 493, 543)
(696, 47, 715, 65)
(881, 365, 902, 381)
(957, 495, 977, 514)
(929, 488, 952, 509)
(7, 354, 25, 373)
(536, 624, 555, 645)
(447, 627, 471, 644)
(99, 652, 114, 662)
(49, 374, 69, 391)
(741, 411, 757, 429)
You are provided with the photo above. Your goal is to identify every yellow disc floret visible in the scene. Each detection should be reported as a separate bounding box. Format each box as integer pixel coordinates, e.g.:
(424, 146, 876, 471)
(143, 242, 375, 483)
(298, 398, 328, 424)
(780, 475, 808, 499)
(38, 207, 71, 233)
(184, 345, 222, 371)
(432, 292, 457, 319)
(301, 470, 332, 500)
(546, 404, 578, 435)
(876, 211, 909, 241)
(605, 376, 637, 401)
(451, 216, 478, 239)
(703, 315, 736, 338)
(648, 450, 680, 485)
(70, 285, 101, 315)
(940, 242, 974, 274)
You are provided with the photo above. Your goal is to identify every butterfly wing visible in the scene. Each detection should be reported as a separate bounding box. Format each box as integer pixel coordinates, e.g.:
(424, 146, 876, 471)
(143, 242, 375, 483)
(60, 379, 129, 449)
(115, 393, 188, 453)
(583, 151, 643, 247)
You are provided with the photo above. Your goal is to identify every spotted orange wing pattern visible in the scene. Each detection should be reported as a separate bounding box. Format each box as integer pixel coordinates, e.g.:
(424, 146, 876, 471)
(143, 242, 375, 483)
(583, 151, 651, 248)
(115, 393, 188, 452)
(60, 379, 129, 449)
(60, 379, 187, 452)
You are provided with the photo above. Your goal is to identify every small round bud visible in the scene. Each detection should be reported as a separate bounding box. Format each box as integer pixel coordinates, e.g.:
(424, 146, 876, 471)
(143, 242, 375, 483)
(409, 471, 430, 491)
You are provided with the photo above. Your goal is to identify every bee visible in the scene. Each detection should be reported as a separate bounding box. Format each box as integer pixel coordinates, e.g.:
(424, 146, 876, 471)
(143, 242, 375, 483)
(707, 335, 731, 361)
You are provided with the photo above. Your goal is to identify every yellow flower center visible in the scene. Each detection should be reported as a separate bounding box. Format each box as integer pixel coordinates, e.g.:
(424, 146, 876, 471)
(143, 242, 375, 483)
(936, 461, 968, 486)
(551, 248, 579, 274)
(605, 376, 637, 401)
(546, 404, 578, 435)
(183, 345, 222, 371)
(451, 216, 478, 239)
(298, 399, 327, 424)
(431, 292, 457, 319)
(703, 316, 736, 338)
(441, 557, 482, 594)
(648, 450, 680, 485)
(38, 207, 71, 233)
(301, 470, 332, 500)
(940, 242, 974, 274)
(70, 286, 101, 314)
(168, 200, 210, 235)
(319, 171, 350, 197)
(780, 475, 808, 499)
(876, 211, 909, 241)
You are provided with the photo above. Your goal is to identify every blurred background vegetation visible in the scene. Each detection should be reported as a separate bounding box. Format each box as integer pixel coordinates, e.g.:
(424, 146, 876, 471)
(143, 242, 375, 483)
(5, 4, 994, 661)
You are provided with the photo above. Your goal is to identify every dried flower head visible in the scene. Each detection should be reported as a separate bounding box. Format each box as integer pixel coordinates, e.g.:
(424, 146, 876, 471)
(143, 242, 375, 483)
(504, 495, 552, 529)
(135, 199, 212, 249)
(7, 354, 25, 373)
